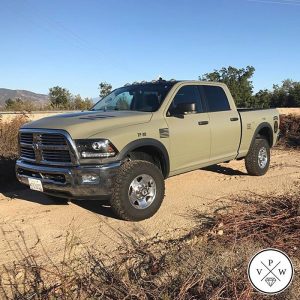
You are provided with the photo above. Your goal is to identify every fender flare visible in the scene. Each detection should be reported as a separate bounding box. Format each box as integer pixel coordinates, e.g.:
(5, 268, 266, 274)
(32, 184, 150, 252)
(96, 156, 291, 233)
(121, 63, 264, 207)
(116, 138, 170, 178)
(249, 122, 274, 149)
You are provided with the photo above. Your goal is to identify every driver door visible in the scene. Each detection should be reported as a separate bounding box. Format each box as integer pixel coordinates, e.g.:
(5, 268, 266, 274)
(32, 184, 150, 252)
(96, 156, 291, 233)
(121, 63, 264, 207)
(165, 85, 211, 172)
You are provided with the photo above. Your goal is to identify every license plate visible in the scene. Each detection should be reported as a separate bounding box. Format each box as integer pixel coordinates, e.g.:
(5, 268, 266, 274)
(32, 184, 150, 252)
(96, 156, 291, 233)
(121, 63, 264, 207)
(28, 178, 43, 192)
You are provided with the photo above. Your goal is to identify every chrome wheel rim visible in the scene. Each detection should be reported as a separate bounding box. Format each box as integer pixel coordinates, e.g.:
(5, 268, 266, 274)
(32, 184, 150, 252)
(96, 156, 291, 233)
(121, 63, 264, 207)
(258, 147, 268, 169)
(128, 174, 156, 209)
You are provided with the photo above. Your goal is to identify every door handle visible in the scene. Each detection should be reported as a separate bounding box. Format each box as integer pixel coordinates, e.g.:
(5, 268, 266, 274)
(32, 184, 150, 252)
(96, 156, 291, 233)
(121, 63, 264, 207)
(230, 117, 239, 122)
(198, 121, 209, 126)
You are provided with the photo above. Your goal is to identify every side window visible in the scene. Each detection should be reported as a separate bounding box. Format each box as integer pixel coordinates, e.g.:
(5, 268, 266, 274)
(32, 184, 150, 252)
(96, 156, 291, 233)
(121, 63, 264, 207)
(202, 86, 230, 112)
(169, 85, 203, 114)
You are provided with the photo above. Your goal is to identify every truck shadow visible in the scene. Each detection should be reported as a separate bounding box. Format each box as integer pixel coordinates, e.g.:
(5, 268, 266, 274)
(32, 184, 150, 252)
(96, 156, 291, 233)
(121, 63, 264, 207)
(1, 187, 119, 219)
(1, 188, 69, 205)
(71, 200, 120, 219)
(202, 164, 247, 176)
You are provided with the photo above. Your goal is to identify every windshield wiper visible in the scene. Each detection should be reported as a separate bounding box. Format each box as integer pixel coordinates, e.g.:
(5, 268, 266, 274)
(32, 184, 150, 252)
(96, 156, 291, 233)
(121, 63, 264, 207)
(90, 108, 107, 112)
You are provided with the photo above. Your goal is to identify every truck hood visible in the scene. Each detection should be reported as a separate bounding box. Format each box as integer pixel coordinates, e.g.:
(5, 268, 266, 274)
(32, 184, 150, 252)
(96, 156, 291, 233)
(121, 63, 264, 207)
(22, 110, 153, 139)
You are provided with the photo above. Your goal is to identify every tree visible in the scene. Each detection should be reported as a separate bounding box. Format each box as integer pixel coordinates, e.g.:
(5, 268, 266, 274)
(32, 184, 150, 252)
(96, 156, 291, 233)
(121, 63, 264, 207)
(83, 97, 94, 110)
(4, 98, 34, 111)
(270, 80, 300, 107)
(72, 94, 84, 110)
(199, 66, 255, 107)
(99, 82, 112, 99)
(5, 98, 14, 110)
(71, 94, 94, 110)
(253, 89, 272, 108)
(49, 86, 72, 109)
(289, 82, 300, 107)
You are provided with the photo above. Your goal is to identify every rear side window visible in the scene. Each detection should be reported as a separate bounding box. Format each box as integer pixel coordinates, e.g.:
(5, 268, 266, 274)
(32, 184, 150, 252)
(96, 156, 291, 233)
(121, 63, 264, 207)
(202, 86, 230, 112)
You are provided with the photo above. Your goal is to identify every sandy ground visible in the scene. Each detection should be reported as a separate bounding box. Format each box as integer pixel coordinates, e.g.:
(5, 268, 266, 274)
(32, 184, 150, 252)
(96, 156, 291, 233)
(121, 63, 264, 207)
(0, 149, 299, 266)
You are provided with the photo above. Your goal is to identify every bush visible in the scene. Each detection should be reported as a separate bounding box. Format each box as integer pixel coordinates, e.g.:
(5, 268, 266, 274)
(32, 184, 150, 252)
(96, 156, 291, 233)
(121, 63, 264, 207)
(278, 114, 300, 148)
(4, 98, 35, 112)
(0, 115, 29, 190)
(0, 115, 29, 159)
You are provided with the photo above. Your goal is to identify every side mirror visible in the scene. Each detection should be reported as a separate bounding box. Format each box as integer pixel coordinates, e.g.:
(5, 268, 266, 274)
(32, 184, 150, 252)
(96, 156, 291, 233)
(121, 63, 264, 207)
(175, 102, 197, 115)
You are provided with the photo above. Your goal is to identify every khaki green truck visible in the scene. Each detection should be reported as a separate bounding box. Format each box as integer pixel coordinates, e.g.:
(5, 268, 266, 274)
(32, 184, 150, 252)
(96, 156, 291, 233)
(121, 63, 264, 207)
(16, 80, 280, 220)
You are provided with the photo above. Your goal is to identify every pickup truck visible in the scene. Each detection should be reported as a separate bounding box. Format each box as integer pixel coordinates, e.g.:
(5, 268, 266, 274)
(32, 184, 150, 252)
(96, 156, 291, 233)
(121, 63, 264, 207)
(16, 80, 280, 221)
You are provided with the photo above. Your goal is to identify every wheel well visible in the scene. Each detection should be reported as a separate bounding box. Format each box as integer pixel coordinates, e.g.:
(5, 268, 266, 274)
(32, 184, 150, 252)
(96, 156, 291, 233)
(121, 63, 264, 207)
(256, 126, 273, 146)
(127, 146, 168, 178)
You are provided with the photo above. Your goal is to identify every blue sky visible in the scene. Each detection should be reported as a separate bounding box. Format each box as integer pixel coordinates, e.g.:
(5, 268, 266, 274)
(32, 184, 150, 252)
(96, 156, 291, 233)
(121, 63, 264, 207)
(0, 0, 299, 97)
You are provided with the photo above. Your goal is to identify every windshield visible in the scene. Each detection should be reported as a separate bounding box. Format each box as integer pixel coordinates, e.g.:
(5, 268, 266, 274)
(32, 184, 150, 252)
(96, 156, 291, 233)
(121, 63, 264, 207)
(91, 83, 176, 112)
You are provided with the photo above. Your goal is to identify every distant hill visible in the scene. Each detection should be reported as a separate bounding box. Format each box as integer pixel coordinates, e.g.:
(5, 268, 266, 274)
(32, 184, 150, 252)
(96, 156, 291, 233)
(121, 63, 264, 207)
(0, 88, 48, 108)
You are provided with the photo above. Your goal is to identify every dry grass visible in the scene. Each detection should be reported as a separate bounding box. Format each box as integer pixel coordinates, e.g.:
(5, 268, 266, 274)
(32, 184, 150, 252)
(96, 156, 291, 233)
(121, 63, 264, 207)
(278, 114, 300, 148)
(201, 193, 300, 255)
(0, 193, 299, 300)
(0, 115, 29, 190)
(0, 115, 29, 159)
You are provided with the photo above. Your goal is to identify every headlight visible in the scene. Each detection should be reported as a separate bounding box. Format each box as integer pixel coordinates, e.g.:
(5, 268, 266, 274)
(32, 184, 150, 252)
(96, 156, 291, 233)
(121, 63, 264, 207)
(75, 139, 118, 159)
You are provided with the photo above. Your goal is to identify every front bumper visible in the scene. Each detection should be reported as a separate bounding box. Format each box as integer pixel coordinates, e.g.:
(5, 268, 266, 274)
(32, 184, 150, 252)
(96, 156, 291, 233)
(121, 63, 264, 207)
(16, 160, 121, 199)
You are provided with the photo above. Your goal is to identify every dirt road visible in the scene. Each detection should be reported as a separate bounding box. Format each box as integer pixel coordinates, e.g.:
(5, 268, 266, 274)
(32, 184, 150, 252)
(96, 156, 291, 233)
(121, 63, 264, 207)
(0, 149, 299, 265)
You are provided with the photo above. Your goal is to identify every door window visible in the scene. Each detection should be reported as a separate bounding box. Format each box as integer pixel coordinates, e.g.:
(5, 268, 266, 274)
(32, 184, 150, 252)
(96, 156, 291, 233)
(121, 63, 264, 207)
(168, 85, 203, 114)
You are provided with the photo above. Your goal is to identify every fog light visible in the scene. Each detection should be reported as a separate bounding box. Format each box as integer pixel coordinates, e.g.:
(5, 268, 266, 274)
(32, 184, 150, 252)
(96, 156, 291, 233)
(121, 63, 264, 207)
(81, 174, 99, 184)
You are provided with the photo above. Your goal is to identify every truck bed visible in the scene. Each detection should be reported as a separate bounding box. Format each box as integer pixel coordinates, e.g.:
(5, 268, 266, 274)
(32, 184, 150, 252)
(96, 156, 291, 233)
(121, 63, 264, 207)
(237, 108, 279, 158)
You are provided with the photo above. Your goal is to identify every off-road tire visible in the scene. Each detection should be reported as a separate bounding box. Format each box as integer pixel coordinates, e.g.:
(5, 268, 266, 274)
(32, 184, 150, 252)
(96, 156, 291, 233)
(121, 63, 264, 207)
(245, 138, 270, 176)
(110, 160, 165, 221)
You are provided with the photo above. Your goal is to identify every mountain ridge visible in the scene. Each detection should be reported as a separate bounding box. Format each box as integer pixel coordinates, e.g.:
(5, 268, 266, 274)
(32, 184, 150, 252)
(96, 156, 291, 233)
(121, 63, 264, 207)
(0, 88, 49, 107)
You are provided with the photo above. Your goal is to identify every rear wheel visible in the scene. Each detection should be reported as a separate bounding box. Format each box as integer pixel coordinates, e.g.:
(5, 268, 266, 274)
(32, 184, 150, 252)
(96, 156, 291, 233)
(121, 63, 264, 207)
(110, 160, 165, 221)
(245, 138, 270, 176)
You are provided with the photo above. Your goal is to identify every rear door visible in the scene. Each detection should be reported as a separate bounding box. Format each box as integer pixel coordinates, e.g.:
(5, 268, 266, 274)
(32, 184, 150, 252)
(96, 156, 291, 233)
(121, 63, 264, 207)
(165, 85, 211, 171)
(200, 85, 240, 161)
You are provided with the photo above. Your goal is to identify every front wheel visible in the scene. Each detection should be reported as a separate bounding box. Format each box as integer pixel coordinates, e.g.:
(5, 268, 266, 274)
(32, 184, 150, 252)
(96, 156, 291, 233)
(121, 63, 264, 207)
(245, 138, 270, 176)
(110, 160, 165, 221)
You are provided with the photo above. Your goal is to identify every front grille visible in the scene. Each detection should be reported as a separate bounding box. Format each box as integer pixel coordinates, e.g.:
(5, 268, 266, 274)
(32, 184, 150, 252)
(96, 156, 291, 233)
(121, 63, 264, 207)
(20, 133, 33, 144)
(20, 147, 35, 160)
(19, 131, 75, 165)
(42, 150, 71, 162)
(41, 134, 67, 145)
